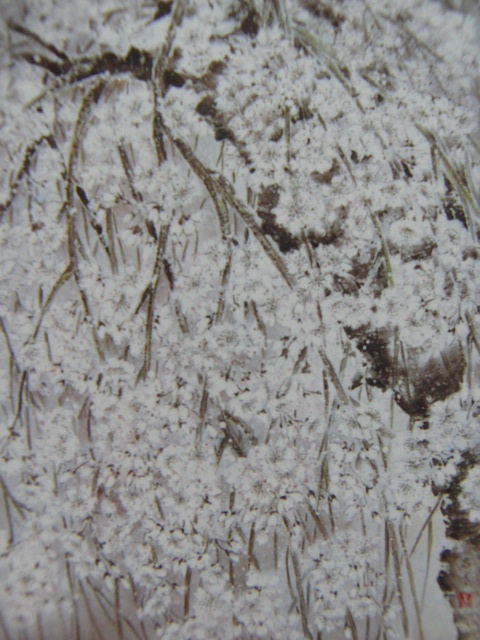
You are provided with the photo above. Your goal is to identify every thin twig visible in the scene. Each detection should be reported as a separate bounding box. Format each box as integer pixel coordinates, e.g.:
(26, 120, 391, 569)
(318, 347, 349, 405)
(151, 0, 187, 162)
(409, 494, 442, 557)
(9, 370, 28, 436)
(399, 527, 425, 640)
(30, 264, 73, 341)
(290, 548, 313, 640)
(115, 578, 124, 640)
(136, 222, 171, 381)
(345, 607, 359, 640)
(157, 115, 294, 286)
(370, 211, 394, 287)
(420, 520, 433, 609)
(184, 566, 192, 617)
(195, 377, 209, 446)
(78, 580, 103, 640)
(387, 521, 409, 639)
(105, 208, 119, 273)
(306, 503, 328, 540)
(215, 247, 232, 323)
(0, 474, 30, 545)
(152, 0, 187, 96)
(0, 134, 58, 217)
(168, 132, 231, 240)
(1, 481, 14, 545)
(8, 19, 70, 61)
(65, 556, 80, 640)
(248, 523, 259, 570)
(0, 317, 20, 373)
(117, 142, 142, 202)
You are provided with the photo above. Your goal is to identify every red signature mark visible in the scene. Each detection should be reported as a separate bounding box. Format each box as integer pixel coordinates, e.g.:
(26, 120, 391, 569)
(458, 592, 473, 608)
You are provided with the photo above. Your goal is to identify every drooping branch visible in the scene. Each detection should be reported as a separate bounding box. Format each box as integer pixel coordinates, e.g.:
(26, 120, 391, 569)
(155, 115, 294, 287)
(135, 222, 171, 382)
(215, 248, 232, 323)
(151, 0, 187, 163)
(29, 80, 106, 355)
(152, 0, 187, 96)
(8, 19, 71, 62)
(30, 264, 74, 342)
(0, 135, 58, 218)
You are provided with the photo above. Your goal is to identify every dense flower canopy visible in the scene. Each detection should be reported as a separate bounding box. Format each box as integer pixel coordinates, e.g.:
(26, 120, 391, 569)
(0, 1, 479, 638)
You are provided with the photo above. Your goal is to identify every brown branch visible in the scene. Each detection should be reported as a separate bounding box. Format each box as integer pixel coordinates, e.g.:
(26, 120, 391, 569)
(216, 434, 229, 465)
(117, 142, 142, 202)
(388, 521, 410, 639)
(222, 410, 259, 446)
(215, 173, 294, 287)
(21, 46, 153, 107)
(1, 480, 14, 545)
(345, 608, 359, 640)
(152, 109, 167, 165)
(290, 547, 313, 640)
(86, 578, 143, 640)
(247, 522, 259, 570)
(9, 370, 28, 436)
(0, 473, 30, 544)
(114, 578, 124, 640)
(318, 347, 349, 405)
(30, 264, 74, 342)
(76, 186, 115, 270)
(183, 566, 192, 617)
(66, 80, 106, 206)
(78, 580, 103, 640)
(169, 134, 231, 239)
(8, 19, 70, 62)
(215, 248, 232, 323)
(152, 0, 187, 95)
(151, 0, 187, 162)
(399, 527, 425, 640)
(60, 80, 107, 360)
(0, 135, 58, 218)
(306, 503, 328, 540)
(136, 223, 171, 382)
(0, 317, 20, 373)
(158, 119, 293, 286)
(195, 377, 209, 445)
(105, 208, 119, 273)
(18, 51, 69, 76)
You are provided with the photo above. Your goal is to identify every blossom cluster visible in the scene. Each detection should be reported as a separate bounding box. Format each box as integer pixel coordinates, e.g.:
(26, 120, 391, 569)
(0, 0, 478, 638)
